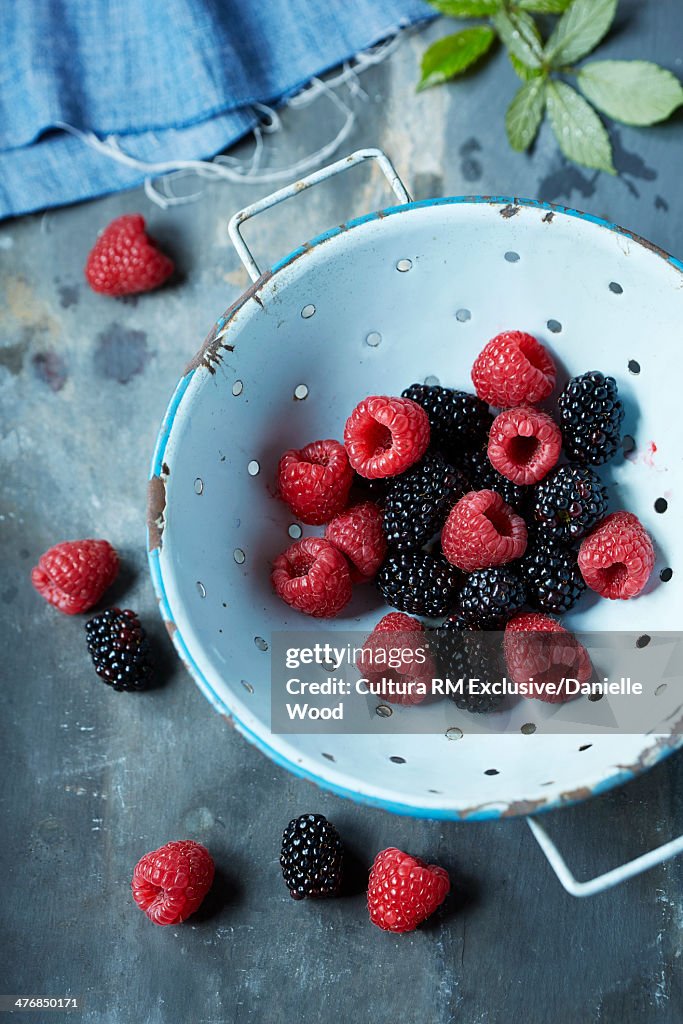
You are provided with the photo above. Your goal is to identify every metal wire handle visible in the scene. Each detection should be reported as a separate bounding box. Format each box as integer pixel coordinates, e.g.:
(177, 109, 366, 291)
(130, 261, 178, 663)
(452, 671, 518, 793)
(527, 815, 683, 896)
(227, 148, 411, 282)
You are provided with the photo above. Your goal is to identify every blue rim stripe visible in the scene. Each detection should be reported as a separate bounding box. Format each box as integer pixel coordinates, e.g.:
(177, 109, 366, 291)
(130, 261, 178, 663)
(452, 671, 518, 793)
(271, 194, 683, 276)
(147, 194, 683, 821)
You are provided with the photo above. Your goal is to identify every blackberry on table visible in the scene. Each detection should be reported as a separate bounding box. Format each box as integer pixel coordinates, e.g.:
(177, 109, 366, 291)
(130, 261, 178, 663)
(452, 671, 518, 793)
(402, 383, 492, 452)
(376, 551, 461, 618)
(383, 452, 468, 550)
(280, 813, 343, 900)
(557, 371, 624, 465)
(532, 464, 608, 543)
(520, 533, 586, 614)
(85, 608, 154, 691)
(456, 446, 529, 514)
(435, 613, 504, 713)
(456, 567, 526, 630)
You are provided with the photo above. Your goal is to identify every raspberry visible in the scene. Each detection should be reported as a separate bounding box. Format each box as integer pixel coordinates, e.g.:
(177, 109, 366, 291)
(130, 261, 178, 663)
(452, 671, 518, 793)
(85, 214, 174, 297)
(578, 511, 655, 599)
(532, 463, 608, 542)
(31, 539, 119, 615)
(278, 439, 353, 525)
(344, 396, 430, 479)
(85, 609, 154, 691)
(324, 501, 386, 582)
(435, 613, 504, 713)
(271, 538, 352, 617)
(376, 551, 461, 618)
(357, 612, 435, 705)
(280, 814, 343, 900)
(132, 840, 214, 925)
(519, 533, 586, 614)
(441, 490, 527, 572)
(471, 331, 556, 407)
(382, 452, 468, 550)
(456, 445, 529, 514)
(401, 383, 492, 452)
(487, 406, 561, 485)
(504, 613, 592, 701)
(367, 847, 450, 933)
(557, 371, 624, 465)
(456, 567, 526, 629)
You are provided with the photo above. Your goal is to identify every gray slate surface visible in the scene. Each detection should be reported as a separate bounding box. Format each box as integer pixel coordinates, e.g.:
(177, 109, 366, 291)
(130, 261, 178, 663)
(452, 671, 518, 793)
(2, 2, 683, 1021)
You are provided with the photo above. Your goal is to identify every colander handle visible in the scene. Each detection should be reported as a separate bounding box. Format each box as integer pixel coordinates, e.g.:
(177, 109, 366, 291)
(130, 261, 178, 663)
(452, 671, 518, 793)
(227, 148, 411, 282)
(527, 816, 683, 897)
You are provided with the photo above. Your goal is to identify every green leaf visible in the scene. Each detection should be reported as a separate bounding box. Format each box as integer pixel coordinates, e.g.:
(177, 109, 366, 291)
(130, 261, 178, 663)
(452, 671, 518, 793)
(418, 26, 496, 90)
(426, 0, 501, 14)
(506, 77, 547, 149)
(515, 0, 572, 12)
(509, 51, 543, 81)
(545, 0, 617, 66)
(492, 9, 543, 68)
(578, 60, 683, 126)
(546, 80, 615, 172)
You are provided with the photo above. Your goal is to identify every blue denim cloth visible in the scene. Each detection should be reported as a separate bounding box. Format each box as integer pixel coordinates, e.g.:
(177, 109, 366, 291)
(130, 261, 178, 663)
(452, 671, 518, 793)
(0, 0, 433, 219)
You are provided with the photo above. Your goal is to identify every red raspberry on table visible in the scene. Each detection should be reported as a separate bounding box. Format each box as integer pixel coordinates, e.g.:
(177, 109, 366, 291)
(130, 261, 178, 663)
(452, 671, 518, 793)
(278, 439, 353, 525)
(85, 214, 174, 296)
(488, 405, 561, 485)
(31, 539, 119, 615)
(471, 331, 556, 407)
(504, 612, 592, 701)
(271, 538, 352, 618)
(324, 501, 386, 582)
(344, 396, 430, 479)
(367, 847, 450, 933)
(578, 511, 655, 599)
(441, 490, 527, 572)
(132, 840, 214, 926)
(357, 612, 435, 706)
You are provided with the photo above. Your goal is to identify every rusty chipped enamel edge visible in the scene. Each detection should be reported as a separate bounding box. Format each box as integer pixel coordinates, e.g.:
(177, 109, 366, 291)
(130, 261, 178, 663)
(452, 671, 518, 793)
(146, 194, 683, 821)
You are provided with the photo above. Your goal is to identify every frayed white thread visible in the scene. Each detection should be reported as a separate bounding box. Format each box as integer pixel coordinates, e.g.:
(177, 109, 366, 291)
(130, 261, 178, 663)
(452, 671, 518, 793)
(53, 33, 405, 209)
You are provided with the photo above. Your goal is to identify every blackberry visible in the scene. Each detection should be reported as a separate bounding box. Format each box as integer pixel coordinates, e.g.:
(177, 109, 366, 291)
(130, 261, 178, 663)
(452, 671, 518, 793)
(532, 464, 608, 542)
(557, 371, 624, 465)
(85, 609, 154, 691)
(376, 551, 461, 618)
(402, 383, 492, 452)
(456, 445, 529, 514)
(519, 533, 586, 614)
(383, 452, 468, 550)
(280, 813, 343, 900)
(435, 613, 504, 713)
(456, 568, 526, 629)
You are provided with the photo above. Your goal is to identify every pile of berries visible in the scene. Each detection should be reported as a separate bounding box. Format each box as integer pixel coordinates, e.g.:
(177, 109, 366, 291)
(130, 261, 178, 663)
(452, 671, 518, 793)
(272, 329, 657, 711)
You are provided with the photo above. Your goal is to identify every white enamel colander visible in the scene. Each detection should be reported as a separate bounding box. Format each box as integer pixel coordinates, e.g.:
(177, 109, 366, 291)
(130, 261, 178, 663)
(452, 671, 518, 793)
(148, 149, 683, 895)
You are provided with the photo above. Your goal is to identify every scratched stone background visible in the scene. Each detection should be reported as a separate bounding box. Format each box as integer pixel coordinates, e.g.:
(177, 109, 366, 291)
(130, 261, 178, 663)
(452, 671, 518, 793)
(1, 2, 683, 1022)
